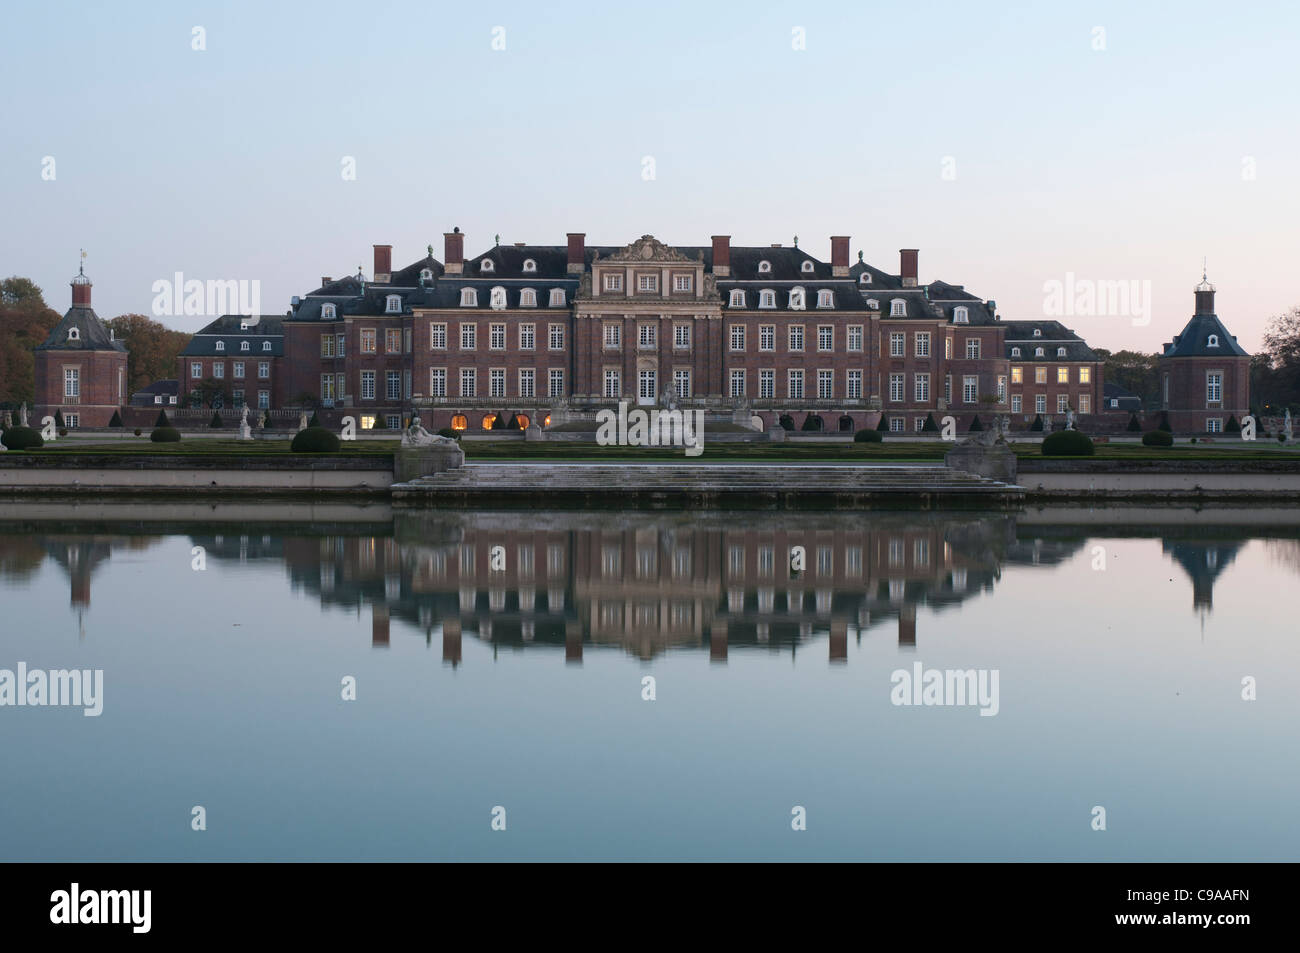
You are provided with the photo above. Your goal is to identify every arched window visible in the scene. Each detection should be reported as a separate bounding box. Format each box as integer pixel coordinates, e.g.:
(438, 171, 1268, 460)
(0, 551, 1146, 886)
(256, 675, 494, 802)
(520, 288, 537, 307)
(789, 287, 806, 310)
(386, 294, 402, 314)
(729, 289, 746, 307)
(758, 260, 772, 273)
(489, 287, 507, 310)
(450, 414, 468, 431)
(1035, 347, 1044, 357)
(1057, 347, 1066, 357)
(67, 327, 80, 341)
(859, 272, 871, 284)
(953, 306, 969, 324)
(1033, 328, 1042, 337)
(549, 289, 566, 307)
(460, 288, 478, 307)
(1207, 334, 1220, 347)
(481, 414, 496, 431)
(515, 413, 530, 429)
(1011, 347, 1021, 357)
(481, 259, 495, 273)
(322, 303, 337, 319)
(263, 341, 271, 351)
(241, 341, 250, 351)
(522, 259, 537, 273)
(801, 260, 815, 273)
(817, 289, 834, 308)
(215, 341, 225, 351)
(759, 289, 776, 309)
(543, 414, 552, 427)
(890, 299, 906, 317)
(420, 268, 433, 282)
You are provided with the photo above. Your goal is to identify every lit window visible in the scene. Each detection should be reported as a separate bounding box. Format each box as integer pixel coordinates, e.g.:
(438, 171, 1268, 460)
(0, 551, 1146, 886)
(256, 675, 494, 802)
(1079, 367, 1091, 384)
(451, 414, 468, 431)
(1057, 367, 1069, 384)
(1035, 367, 1047, 384)
(360, 329, 376, 353)
(1011, 366, 1023, 384)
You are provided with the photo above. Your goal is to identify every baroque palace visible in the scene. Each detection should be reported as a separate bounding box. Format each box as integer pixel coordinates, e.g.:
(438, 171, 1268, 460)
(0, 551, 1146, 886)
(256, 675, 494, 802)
(33, 232, 1251, 435)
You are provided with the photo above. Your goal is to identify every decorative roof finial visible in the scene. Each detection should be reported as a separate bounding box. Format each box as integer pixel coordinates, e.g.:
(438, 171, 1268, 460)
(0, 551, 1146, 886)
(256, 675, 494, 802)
(494, 233, 500, 246)
(858, 250, 864, 262)
(427, 243, 434, 258)
(793, 235, 798, 247)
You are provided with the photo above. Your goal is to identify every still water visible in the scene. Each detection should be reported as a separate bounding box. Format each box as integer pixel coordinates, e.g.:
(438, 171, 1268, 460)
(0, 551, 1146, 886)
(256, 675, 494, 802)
(1, 501, 1297, 861)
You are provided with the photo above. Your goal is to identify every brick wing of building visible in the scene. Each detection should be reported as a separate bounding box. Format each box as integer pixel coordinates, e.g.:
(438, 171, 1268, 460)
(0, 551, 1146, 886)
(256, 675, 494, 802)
(1157, 276, 1251, 433)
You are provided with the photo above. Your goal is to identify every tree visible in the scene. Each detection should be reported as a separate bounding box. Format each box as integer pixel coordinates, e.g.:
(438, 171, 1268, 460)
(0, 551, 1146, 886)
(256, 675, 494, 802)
(189, 377, 231, 409)
(155, 409, 171, 428)
(1100, 349, 1161, 409)
(921, 412, 939, 433)
(1255, 306, 1300, 413)
(1127, 412, 1142, 432)
(0, 277, 60, 406)
(106, 314, 192, 397)
(108, 410, 123, 427)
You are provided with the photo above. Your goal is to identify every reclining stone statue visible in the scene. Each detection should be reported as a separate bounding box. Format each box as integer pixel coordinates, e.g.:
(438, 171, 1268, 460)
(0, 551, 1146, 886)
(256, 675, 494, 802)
(401, 415, 458, 448)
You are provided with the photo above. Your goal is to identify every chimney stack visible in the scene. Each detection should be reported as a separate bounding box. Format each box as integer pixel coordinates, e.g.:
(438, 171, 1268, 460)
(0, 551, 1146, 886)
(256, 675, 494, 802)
(321, 277, 332, 288)
(567, 233, 585, 273)
(372, 245, 392, 283)
(830, 236, 850, 277)
(900, 249, 919, 288)
(444, 228, 465, 275)
(711, 236, 731, 277)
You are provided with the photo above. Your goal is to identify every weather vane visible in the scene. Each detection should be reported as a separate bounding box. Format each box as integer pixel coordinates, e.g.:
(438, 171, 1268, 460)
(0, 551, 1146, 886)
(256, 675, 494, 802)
(79, 248, 86, 274)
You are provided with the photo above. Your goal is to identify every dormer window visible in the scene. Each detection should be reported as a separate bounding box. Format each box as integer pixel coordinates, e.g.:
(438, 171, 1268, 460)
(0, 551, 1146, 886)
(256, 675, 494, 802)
(1033, 328, 1042, 337)
(866, 298, 879, 310)
(420, 268, 433, 282)
(520, 288, 537, 307)
(801, 260, 815, 274)
(489, 286, 507, 310)
(729, 289, 746, 307)
(890, 299, 906, 317)
(322, 303, 337, 319)
(1011, 347, 1021, 357)
(759, 290, 776, 309)
(1056, 347, 1067, 357)
(859, 272, 872, 284)
(522, 259, 537, 273)
(953, 306, 969, 324)
(215, 340, 225, 351)
(240, 321, 249, 330)
(549, 288, 566, 307)
(758, 260, 772, 274)
(789, 287, 806, 310)
(1207, 334, 1219, 347)
(67, 327, 80, 341)
(241, 341, 250, 351)
(481, 259, 495, 273)
(262, 341, 271, 352)
(386, 294, 402, 314)
(1035, 347, 1044, 357)
(460, 288, 478, 307)
(816, 289, 834, 308)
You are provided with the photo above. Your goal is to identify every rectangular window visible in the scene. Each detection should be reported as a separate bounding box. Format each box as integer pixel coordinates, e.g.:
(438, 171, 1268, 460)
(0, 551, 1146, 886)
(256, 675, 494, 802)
(915, 332, 930, 357)
(944, 336, 952, 359)
(460, 368, 476, 398)
(490, 368, 506, 398)
(603, 273, 623, 292)
(673, 274, 692, 292)
(818, 326, 833, 351)
(604, 323, 621, 348)
(674, 324, 691, 349)
(232, 389, 244, 407)
(890, 417, 904, 433)
(1207, 417, 1223, 433)
(385, 329, 401, 353)
(386, 371, 401, 401)
(321, 335, 335, 358)
(789, 325, 804, 351)
(966, 338, 981, 359)
(638, 274, 658, 293)
(1035, 367, 1047, 384)
(788, 369, 804, 400)
(604, 369, 621, 398)
(1011, 366, 1023, 384)
(404, 327, 411, 353)
(191, 362, 202, 379)
(730, 325, 746, 351)
(431, 323, 447, 349)
(460, 323, 476, 350)
(490, 324, 506, 350)
(1057, 366, 1069, 384)
(944, 375, 952, 403)
(335, 373, 344, 398)
(320, 375, 335, 400)
(360, 329, 377, 354)
(1078, 394, 1091, 414)
(962, 375, 977, 403)
(639, 324, 657, 348)
(549, 369, 564, 397)
(759, 369, 775, 399)
(914, 417, 925, 433)
(1057, 394, 1070, 413)
(233, 361, 245, 379)
(519, 324, 535, 350)
(1207, 373, 1222, 403)
(847, 369, 862, 400)
(997, 375, 1007, 401)
(258, 361, 270, 379)
(760, 325, 775, 351)
(63, 367, 79, 398)
(1079, 366, 1091, 384)
(915, 373, 930, 402)
(674, 369, 692, 398)
(548, 324, 564, 350)
(818, 369, 833, 400)
(336, 333, 345, 357)
(848, 325, 863, 351)
(212, 363, 224, 379)
(257, 390, 269, 409)
(889, 373, 904, 402)
(360, 370, 375, 399)
(430, 368, 447, 397)
(1011, 394, 1023, 413)
(638, 369, 656, 400)
(1035, 394, 1047, 414)
(519, 369, 535, 399)
(890, 332, 905, 357)
(730, 369, 746, 398)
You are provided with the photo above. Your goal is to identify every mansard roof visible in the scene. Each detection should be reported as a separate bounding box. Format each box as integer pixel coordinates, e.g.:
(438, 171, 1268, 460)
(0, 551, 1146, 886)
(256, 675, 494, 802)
(180, 314, 284, 356)
(36, 305, 125, 352)
(1001, 320, 1098, 360)
(1163, 312, 1249, 358)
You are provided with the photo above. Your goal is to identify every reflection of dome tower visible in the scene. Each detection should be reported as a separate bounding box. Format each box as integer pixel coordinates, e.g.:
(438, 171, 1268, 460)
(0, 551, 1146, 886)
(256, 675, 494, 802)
(1164, 541, 1242, 614)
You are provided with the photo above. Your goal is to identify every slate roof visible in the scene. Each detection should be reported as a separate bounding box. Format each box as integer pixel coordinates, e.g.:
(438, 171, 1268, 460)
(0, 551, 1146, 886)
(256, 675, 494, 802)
(1103, 381, 1143, 409)
(180, 314, 285, 356)
(36, 305, 126, 352)
(1162, 312, 1249, 358)
(1002, 320, 1099, 360)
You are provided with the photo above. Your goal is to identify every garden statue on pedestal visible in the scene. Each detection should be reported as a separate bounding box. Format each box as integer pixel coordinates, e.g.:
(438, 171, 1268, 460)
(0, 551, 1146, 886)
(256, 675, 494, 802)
(1286, 409, 1293, 443)
(1065, 407, 1075, 431)
(298, 412, 308, 432)
(401, 415, 457, 447)
(238, 405, 252, 440)
(19, 403, 28, 427)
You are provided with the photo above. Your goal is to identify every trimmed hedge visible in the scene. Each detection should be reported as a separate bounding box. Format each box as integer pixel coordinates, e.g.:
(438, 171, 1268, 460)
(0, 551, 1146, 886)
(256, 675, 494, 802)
(1041, 429, 1095, 456)
(1157, 412, 1172, 433)
(291, 426, 341, 452)
(1, 426, 45, 450)
(109, 410, 123, 427)
(921, 412, 939, 433)
(155, 409, 171, 428)
(779, 414, 795, 432)
(968, 415, 983, 432)
(1126, 413, 1142, 432)
(1226, 415, 1240, 433)
(854, 429, 883, 443)
(1030, 414, 1044, 432)
(308, 411, 321, 428)
(1142, 430, 1174, 447)
(150, 427, 182, 443)
(875, 414, 889, 432)
(209, 412, 223, 428)
(800, 414, 823, 432)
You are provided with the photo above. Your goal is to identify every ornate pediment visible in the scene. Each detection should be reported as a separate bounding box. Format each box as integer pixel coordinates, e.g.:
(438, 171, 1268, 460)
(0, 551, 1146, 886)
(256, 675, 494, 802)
(601, 235, 694, 264)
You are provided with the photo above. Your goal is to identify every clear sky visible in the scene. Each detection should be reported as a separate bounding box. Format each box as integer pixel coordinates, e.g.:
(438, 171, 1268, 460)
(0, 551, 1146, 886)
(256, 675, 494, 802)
(4, 0, 1298, 353)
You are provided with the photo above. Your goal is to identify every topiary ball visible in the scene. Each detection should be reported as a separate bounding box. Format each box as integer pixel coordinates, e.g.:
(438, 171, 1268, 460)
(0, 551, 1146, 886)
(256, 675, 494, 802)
(1141, 430, 1174, 447)
(1, 426, 44, 450)
(854, 429, 883, 443)
(1041, 429, 1095, 456)
(151, 427, 182, 443)
(291, 426, 341, 452)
